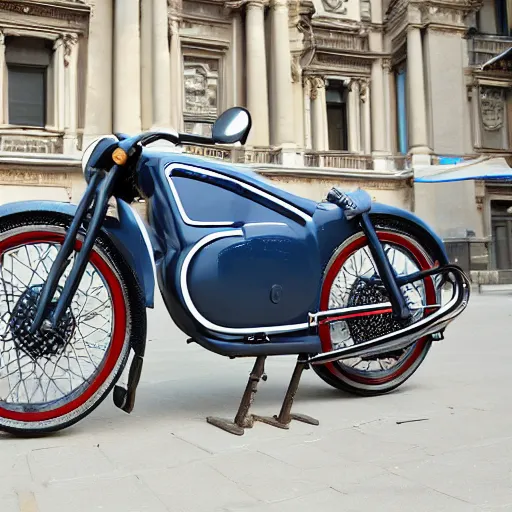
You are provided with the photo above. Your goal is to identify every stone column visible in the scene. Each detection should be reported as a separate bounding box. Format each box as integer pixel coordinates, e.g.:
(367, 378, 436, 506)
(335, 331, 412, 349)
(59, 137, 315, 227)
(311, 77, 327, 151)
(0, 32, 5, 125)
(245, 0, 270, 146)
(303, 76, 312, 149)
(370, 59, 387, 153)
(63, 35, 79, 154)
(114, 0, 141, 134)
(151, 0, 172, 129)
(141, 0, 153, 131)
(471, 85, 481, 149)
(169, 17, 184, 131)
(360, 78, 372, 154)
(53, 38, 66, 132)
(371, 57, 393, 169)
(269, 0, 294, 145)
(83, 0, 113, 146)
(348, 79, 361, 153)
(407, 26, 430, 157)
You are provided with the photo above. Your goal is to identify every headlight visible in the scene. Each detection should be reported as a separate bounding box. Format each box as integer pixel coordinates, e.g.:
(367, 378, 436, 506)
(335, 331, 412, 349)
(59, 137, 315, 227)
(82, 135, 118, 182)
(81, 137, 103, 175)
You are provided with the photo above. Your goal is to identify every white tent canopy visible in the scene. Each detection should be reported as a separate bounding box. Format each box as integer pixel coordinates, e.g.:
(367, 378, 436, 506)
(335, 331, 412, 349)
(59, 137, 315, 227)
(414, 156, 512, 183)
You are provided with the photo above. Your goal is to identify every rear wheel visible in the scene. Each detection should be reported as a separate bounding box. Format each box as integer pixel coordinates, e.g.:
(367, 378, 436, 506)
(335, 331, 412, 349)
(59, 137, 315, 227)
(312, 218, 440, 396)
(0, 212, 145, 434)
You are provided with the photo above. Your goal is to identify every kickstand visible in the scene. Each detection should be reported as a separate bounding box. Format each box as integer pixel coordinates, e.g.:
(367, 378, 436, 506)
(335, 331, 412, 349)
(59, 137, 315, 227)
(255, 357, 319, 430)
(207, 356, 267, 436)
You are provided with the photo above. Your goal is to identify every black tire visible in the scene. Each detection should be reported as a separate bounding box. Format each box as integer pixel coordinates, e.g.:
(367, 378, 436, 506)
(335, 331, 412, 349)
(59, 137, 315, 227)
(0, 211, 146, 435)
(312, 215, 444, 397)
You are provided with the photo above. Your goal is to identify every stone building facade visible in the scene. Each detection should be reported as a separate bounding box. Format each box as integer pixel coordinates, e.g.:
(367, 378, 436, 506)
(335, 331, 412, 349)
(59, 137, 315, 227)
(0, 0, 510, 270)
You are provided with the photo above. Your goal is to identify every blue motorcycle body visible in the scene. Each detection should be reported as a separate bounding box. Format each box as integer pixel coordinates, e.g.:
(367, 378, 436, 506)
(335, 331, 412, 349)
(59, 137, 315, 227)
(0, 150, 448, 359)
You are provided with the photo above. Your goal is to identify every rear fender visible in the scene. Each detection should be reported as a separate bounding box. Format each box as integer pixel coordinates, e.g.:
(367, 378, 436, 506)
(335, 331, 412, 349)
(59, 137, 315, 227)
(0, 199, 156, 308)
(370, 203, 449, 265)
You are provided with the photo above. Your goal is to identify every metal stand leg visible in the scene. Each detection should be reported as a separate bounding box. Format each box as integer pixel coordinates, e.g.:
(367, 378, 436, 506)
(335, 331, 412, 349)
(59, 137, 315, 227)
(255, 357, 319, 430)
(206, 356, 267, 436)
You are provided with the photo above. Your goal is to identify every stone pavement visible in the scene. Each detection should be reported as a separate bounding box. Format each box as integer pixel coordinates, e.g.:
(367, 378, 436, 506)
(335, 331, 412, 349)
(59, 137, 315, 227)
(1, 291, 511, 512)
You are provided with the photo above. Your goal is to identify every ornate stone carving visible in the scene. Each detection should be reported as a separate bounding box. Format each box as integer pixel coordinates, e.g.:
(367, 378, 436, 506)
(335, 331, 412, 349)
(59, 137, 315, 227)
(0, 135, 64, 154)
(291, 54, 301, 83)
(0, 0, 89, 23)
(360, 0, 371, 21)
(479, 86, 504, 131)
(382, 58, 392, 71)
(184, 58, 219, 118)
(61, 33, 79, 68)
(308, 76, 325, 100)
(314, 53, 372, 74)
(321, 0, 348, 14)
(359, 78, 369, 103)
(314, 31, 369, 52)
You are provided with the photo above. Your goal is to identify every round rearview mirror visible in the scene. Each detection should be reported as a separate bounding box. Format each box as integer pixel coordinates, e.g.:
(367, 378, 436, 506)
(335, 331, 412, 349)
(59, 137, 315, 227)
(212, 107, 252, 145)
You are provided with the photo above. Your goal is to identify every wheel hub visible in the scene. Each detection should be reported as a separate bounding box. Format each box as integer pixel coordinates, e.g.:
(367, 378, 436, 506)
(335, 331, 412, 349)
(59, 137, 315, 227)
(346, 277, 407, 359)
(9, 285, 76, 360)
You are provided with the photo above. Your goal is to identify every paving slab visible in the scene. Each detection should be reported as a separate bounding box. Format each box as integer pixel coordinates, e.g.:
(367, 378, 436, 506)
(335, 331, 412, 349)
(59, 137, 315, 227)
(0, 292, 511, 511)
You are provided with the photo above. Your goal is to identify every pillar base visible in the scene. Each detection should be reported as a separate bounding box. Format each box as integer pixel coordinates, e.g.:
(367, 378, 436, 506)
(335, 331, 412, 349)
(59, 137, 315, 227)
(409, 151, 432, 167)
(63, 135, 79, 156)
(372, 152, 395, 171)
(279, 143, 303, 167)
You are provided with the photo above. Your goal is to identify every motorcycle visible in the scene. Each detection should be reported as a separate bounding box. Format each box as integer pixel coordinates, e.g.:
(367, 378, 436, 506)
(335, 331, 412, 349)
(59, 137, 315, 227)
(0, 107, 469, 436)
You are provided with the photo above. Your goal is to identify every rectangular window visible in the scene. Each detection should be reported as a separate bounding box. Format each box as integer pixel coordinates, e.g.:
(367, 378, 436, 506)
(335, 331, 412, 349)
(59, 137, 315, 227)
(325, 79, 348, 151)
(495, 0, 511, 35)
(5, 36, 53, 128)
(395, 66, 408, 155)
(8, 66, 46, 127)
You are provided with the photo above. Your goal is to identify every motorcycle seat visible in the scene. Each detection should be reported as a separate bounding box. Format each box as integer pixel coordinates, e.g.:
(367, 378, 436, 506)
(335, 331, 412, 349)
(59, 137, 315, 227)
(326, 187, 372, 221)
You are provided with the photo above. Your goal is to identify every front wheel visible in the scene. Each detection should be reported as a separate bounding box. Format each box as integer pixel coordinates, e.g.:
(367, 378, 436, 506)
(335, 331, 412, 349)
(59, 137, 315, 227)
(0, 212, 146, 435)
(312, 217, 441, 396)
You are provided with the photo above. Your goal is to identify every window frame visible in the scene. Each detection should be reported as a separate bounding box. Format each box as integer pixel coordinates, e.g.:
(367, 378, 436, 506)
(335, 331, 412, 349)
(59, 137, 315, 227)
(7, 63, 48, 128)
(324, 78, 349, 151)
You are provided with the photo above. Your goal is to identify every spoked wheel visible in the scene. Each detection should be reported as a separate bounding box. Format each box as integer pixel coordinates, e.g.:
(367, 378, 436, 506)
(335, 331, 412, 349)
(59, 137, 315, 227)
(0, 212, 145, 435)
(312, 218, 441, 396)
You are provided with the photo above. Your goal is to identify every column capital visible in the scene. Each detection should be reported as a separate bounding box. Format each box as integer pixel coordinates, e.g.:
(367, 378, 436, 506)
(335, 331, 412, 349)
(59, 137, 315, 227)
(269, 0, 288, 9)
(307, 76, 325, 100)
(169, 17, 180, 34)
(246, 0, 267, 9)
(54, 33, 79, 68)
(0, 30, 5, 46)
(358, 78, 370, 103)
(381, 58, 392, 72)
(291, 54, 301, 83)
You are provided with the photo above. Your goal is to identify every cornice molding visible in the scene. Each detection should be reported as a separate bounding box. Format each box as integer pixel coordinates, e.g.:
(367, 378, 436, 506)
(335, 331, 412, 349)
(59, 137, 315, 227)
(0, 0, 90, 23)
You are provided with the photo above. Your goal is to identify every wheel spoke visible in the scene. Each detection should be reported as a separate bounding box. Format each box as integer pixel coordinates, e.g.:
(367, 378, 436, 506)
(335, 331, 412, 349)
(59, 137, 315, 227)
(0, 239, 114, 410)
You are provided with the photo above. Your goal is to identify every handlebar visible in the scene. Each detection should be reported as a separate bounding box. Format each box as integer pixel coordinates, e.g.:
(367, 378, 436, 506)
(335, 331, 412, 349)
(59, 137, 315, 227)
(117, 130, 215, 155)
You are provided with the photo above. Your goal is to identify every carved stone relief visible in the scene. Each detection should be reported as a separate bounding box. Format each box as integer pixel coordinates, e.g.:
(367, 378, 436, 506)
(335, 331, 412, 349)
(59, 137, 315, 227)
(0, 135, 64, 154)
(307, 77, 325, 100)
(479, 86, 504, 131)
(314, 53, 372, 74)
(183, 58, 219, 118)
(360, 0, 371, 21)
(321, 0, 348, 14)
(0, 0, 90, 24)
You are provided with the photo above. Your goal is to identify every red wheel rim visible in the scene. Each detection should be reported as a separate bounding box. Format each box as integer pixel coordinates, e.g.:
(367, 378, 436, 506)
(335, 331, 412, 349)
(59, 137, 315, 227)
(319, 231, 437, 385)
(0, 231, 126, 422)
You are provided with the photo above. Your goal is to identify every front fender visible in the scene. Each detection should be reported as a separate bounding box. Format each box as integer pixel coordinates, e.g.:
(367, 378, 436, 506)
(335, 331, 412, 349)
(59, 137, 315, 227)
(371, 203, 449, 265)
(0, 199, 156, 308)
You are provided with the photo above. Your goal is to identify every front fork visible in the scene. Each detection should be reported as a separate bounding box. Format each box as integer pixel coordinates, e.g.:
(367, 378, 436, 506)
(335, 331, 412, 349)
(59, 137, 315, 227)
(30, 166, 121, 334)
(358, 213, 412, 322)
